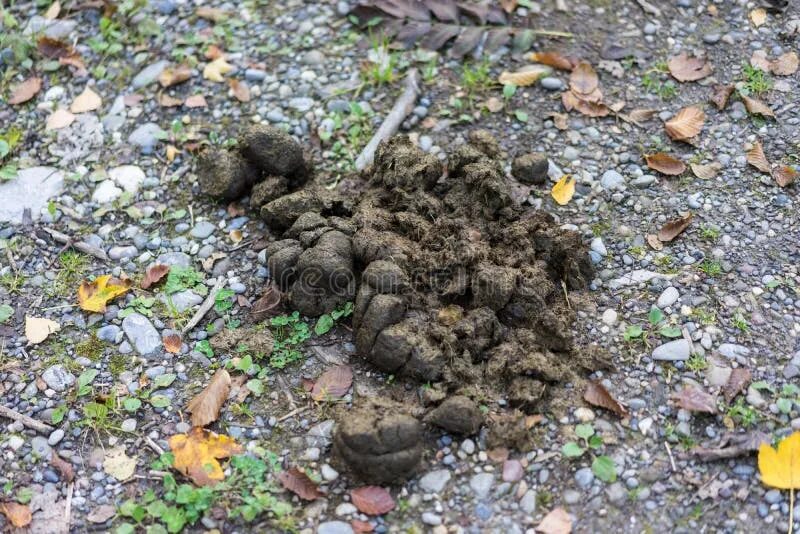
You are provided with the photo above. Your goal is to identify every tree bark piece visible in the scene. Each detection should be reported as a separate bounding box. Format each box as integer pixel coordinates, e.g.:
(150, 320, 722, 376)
(182, 278, 226, 334)
(355, 68, 421, 171)
(0, 404, 54, 434)
(42, 228, 108, 261)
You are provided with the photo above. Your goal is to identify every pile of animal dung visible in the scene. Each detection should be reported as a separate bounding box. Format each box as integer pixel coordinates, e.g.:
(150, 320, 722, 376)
(199, 126, 607, 482)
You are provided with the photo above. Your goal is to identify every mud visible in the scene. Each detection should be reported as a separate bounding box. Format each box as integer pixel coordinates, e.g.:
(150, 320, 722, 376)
(200, 127, 604, 481)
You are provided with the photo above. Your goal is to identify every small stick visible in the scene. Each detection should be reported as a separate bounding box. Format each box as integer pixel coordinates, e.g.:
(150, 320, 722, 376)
(0, 405, 54, 434)
(145, 435, 165, 456)
(278, 405, 308, 422)
(42, 228, 108, 261)
(355, 68, 421, 171)
(182, 278, 226, 334)
(64, 482, 74, 528)
(664, 441, 677, 472)
(635, 0, 662, 16)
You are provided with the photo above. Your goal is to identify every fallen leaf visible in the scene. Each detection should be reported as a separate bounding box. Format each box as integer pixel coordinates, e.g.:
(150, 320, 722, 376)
(169, 427, 243, 486)
(723, 368, 751, 403)
(562, 91, 609, 117)
(547, 112, 569, 130)
(709, 84, 734, 110)
(537, 507, 572, 534)
(569, 61, 599, 96)
(124, 94, 144, 106)
(741, 95, 775, 118)
(163, 333, 182, 354)
(749, 7, 767, 27)
(771, 51, 799, 76)
(311, 365, 353, 401)
(618, 108, 657, 127)
(103, 446, 137, 481)
(691, 161, 722, 180)
(668, 52, 713, 82)
(196, 6, 227, 22)
(78, 275, 132, 313)
(528, 51, 575, 71)
(25, 315, 60, 345)
(8, 77, 43, 105)
(158, 93, 183, 107)
(584, 380, 628, 417)
(251, 284, 282, 321)
(142, 264, 170, 289)
(70, 87, 102, 113)
(550, 175, 575, 206)
(350, 486, 395, 515)
(646, 234, 664, 251)
(44, 1, 61, 20)
(229, 229, 243, 243)
(186, 369, 232, 427)
(645, 153, 686, 176)
(774, 165, 797, 187)
(45, 108, 76, 131)
(672, 385, 718, 414)
(59, 54, 88, 76)
(0, 502, 32, 528)
(352, 520, 375, 533)
(86, 504, 116, 524)
(758, 431, 800, 489)
(498, 65, 551, 86)
(229, 79, 251, 102)
(664, 106, 705, 142)
(205, 44, 224, 60)
(37, 36, 73, 58)
(278, 467, 322, 500)
(690, 431, 770, 462)
(166, 144, 179, 162)
(485, 97, 504, 113)
(203, 57, 234, 82)
(658, 213, 693, 242)
(499, 0, 518, 14)
(50, 452, 74, 482)
(159, 64, 193, 87)
(746, 141, 771, 174)
(750, 50, 772, 71)
(185, 94, 208, 108)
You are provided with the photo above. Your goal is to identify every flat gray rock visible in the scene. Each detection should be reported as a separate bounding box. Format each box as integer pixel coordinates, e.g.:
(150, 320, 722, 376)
(652, 339, 691, 361)
(419, 469, 451, 493)
(132, 60, 169, 88)
(122, 313, 161, 356)
(41, 365, 76, 392)
(0, 167, 64, 223)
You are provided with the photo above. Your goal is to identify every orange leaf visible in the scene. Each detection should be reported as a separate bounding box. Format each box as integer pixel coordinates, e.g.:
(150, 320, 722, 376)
(159, 64, 193, 88)
(350, 486, 395, 515)
(657, 212, 693, 243)
(741, 95, 775, 118)
(163, 333, 182, 354)
(169, 427, 242, 486)
(229, 79, 251, 102)
(709, 84, 734, 111)
(664, 106, 705, 142)
(667, 52, 712, 82)
(583, 381, 628, 417)
(529, 51, 575, 71)
(278, 467, 322, 500)
(0, 502, 32, 528)
(690, 161, 722, 180)
(758, 432, 800, 489)
(8, 77, 42, 105)
(773, 165, 797, 188)
(186, 369, 231, 427)
(497, 65, 551, 86)
(185, 94, 208, 108)
(645, 153, 686, 176)
(311, 365, 353, 402)
(746, 141, 771, 174)
(771, 51, 799, 76)
(141, 264, 170, 289)
(550, 175, 576, 206)
(37, 36, 74, 58)
(569, 61, 598, 96)
(77, 275, 132, 313)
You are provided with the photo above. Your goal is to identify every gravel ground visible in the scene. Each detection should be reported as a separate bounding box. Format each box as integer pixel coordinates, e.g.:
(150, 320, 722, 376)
(1, 0, 799, 533)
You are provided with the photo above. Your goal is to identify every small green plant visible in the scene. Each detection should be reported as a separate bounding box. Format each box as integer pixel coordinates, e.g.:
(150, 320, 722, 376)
(50, 251, 90, 296)
(691, 307, 717, 326)
(120, 296, 156, 318)
(268, 312, 312, 369)
(314, 301, 354, 335)
(362, 45, 399, 86)
(561, 423, 617, 482)
(641, 63, 677, 100)
(685, 354, 708, 373)
(776, 384, 799, 415)
(731, 310, 750, 332)
(741, 64, 773, 96)
(698, 260, 723, 277)
(726, 397, 759, 427)
(461, 61, 493, 99)
(320, 102, 374, 171)
(0, 127, 23, 182)
(700, 225, 721, 241)
(214, 288, 236, 314)
(623, 306, 682, 344)
(165, 266, 206, 295)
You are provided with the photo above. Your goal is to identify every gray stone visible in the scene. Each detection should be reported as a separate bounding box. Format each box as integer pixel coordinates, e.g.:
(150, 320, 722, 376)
(317, 521, 354, 534)
(47, 429, 65, 446)
(540, 77, 563, 90)
(191, 221, 216, 239)
(132, 61, 169, 88)
(122, 313, 161, 356)
(519, 489, 536, 514)
(92, 180, 122, 203)
(97, 325, 121, 342)
(108, 246, 138, 261)
(421, 512, 442, 526)
(600, 170, 625, 190)
(129, 123, 165, 152)
(419, 469, 451, 493)
(657, 286, 680, 308)
(165, 290, 203, 312)
(574, 467, 594, 488)
(42, 365, 76, 392)
(121, 419, 137, 432)
(0, 167, 64, 223)
(469, 473, 495, 498)
(652, 339, 691, 361)
(109, 165, 145, 193)
(31, 436, 52, 458)
(718, 343, 750, 359)
(155, 252, 192, 268)
(590, 237, 608, 256)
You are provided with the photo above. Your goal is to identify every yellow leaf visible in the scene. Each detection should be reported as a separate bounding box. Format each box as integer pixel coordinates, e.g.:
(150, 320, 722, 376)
(169, 427, 243, 486)
(750, 7, 767, 27)
(203, 57, 234, 82)
(0, 502, 32, 528)
(758, 431, 800, 489)
(103, 447, 137, 481)
(25, 315, 60, 345)
(550, 175, 575, 206)
(497, 65, 551, 86)
(70, 87, 102, 114)
(77, 275, 132, 313)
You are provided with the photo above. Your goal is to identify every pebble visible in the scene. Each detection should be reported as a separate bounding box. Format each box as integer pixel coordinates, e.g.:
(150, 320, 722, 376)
(419, 469, 451, 493)
(652, 339, 691, 361)
(657, 286, 680, 308)
(540, 77, 563, 90)
(574, 468, 594, 488)
(122, 313, 162, 356)
(422, 512, 443, 526)
(317, 521, 354, 534)
(469, 473, 495, 499)
(47, 429, 65, 446)
(129, 123, 166, 153)
(519, 489, 536, 514)
(600, 170, 625, 190)
(132, 60, 168, 88)
(191, 221, 216, 239)
(601, 309, 618, 325)
(42, 365, 76, 392)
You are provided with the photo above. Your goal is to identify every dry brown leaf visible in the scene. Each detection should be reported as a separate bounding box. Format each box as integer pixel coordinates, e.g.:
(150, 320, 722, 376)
(311, 365, 353, 401)
(672, 385, 718, 414)
(658, 213, 693, 242)
(103, 447, 137, 481)
(723, 368, 751, 403)
(70, 87, 102, 113)
(690, 161, 722, 180)
(645, 153, 686, 176)
(352, 519, 375, 533)
(498, 65, 551, 86)
(499, 0, 518, 13)
(548, 112, 569, 130)
(251, 284, 282, 321)
(741, 95, 775, 118)
(668, 52, 713, 82)
(749, 7, 767, 27)
(46, 108, 75, 131)
(159, 64, 193, 87)
(562, 91, 609, 117)
(37, 36, 73, 58)
(196, 6, 227, 21)
(664, 106, 705, 141)
(185, 94, 208, 108)
(278, 467, 322, 500)
(142, 264, 170, 289)
(771, 51, 799, 76)
(646, 234, 664, 251)
(485, 97, 504, 113)
(773, 165, 797, 187)
(163, 333, 182, 354)
(528, 51, 575, 71)
(205, 44, 224, 60)
(203, 57, 234, 82)
(351, 486, 395, 515)
(229, 79, 251, 102)
(86, 505, 116, 524)
(709, 84, 734, 110)
(584, 381, 628, 417)
(618, 108, 657, 127)
(0, 502, 32, 528)
(78, 275, 132, 313)
(537, 507, 572, 534)
(169, 427, 243, 486)
(25, 315, 60, 345)
(187, 369, 231, 427)
(691, 431, 770, 462)
(750, 50, 772, 71)
(44, 1, 61, 20)
(158, 93, 183, 107)
(8, 77, 42, 105)
(59, 54, 88, 76)
(50, 452, 75, 483)
(746, 141, 771, 174)
(569, 61, 598, 96)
